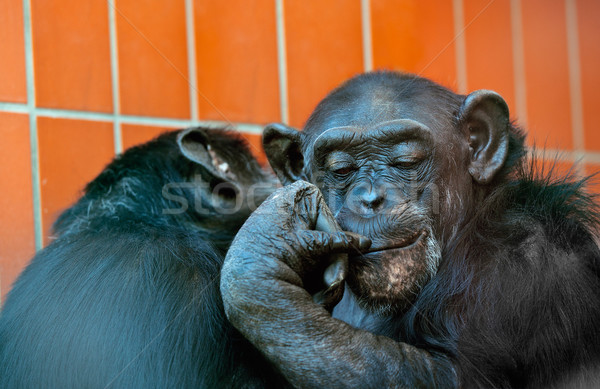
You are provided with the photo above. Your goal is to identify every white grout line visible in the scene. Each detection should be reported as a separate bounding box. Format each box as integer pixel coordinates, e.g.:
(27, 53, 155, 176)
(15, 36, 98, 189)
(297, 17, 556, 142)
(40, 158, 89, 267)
(107, 0, 122, 155)
(184, 0, 200, 124)
(234, 123, 264, 135)
(0, 102, 29, 113)
(360, 0, 373, 72)
(565, 0, 585, 163)
(452, 0, 467, 94)
(22, 0, 43, 251)
(510, 0, 528, 127)
(9, 101, 599, 162)
(531, 148, 600, 166)
(0, 103, 264, 132)
(33, 107, 121, 121)
(275, 0, 289, 124)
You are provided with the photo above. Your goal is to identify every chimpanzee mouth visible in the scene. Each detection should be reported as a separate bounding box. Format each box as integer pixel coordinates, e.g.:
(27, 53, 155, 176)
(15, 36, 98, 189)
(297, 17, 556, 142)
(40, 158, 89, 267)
(355, 230, 427, 256)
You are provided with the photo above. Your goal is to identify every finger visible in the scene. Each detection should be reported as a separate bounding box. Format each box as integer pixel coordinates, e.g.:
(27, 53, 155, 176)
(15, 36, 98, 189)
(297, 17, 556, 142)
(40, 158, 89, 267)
(255, 181, 322, 230)
(297, 230, 370, 255)
(315, 204, 340, 234)
(312, 282, 345, 311)
(293, 230, 370, 287)
(284, 230, 348, 276)
(340, 231, 372, 252)
(302, 230, 370, 290)
(323, 257, 346, 287)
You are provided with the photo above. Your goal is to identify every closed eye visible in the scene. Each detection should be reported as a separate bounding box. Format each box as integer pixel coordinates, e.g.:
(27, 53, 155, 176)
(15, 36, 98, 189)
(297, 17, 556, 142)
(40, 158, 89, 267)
(391, 153, 427, 168)
(333, 166, 355, 175)
(392, 158, 419, 168)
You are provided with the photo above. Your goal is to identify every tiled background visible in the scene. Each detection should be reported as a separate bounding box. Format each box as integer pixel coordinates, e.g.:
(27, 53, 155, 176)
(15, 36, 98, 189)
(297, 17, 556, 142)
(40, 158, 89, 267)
(0, 0, 598, 302)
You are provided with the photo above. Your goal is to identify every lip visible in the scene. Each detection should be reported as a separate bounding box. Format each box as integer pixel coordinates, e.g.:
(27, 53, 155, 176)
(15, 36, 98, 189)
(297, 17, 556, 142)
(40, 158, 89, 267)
(356, 230, 427, 256)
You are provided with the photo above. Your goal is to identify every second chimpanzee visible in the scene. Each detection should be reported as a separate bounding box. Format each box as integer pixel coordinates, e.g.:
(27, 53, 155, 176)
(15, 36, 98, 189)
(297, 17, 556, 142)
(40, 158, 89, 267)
(221, 72, 600, 388)
(0, 128, 282, 388)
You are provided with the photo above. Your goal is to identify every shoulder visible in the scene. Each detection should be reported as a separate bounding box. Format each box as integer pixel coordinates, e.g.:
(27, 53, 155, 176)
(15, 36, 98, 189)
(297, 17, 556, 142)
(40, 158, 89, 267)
(504, 164, 600, 262)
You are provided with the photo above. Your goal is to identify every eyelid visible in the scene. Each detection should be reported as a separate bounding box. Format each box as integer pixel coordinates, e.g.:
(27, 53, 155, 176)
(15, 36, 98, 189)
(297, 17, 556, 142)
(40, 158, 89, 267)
(394, 155, 419, 163)
(391, 154, 425, 167)
(327, 161, 354, 169)
(326, 161, 357, 177)
(325, 154, 356, 169)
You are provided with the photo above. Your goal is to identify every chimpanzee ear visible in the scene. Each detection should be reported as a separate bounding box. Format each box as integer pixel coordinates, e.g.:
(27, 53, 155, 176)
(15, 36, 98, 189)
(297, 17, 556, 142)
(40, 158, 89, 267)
(459, 90, 510, 185)
(177, 128, 237, 185)
(263, 123, 305, 185)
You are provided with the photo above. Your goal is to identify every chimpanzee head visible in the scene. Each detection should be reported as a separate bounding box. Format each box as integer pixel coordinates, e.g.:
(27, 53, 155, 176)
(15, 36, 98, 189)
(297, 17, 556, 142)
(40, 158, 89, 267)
(165, 128, 275, 240)
(177, 128, 272, 212)
(264, 72, 523, 314)
(53, 127, 276, 253)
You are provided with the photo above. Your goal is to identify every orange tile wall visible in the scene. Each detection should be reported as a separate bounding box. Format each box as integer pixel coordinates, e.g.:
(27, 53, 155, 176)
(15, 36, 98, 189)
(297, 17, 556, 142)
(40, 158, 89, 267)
(0, 0, 599, 301)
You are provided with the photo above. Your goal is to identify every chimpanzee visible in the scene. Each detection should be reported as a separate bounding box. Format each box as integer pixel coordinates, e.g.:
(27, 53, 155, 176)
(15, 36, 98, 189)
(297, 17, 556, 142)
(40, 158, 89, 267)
(0, 128, 282, 388)
(220, 71, 600, 388)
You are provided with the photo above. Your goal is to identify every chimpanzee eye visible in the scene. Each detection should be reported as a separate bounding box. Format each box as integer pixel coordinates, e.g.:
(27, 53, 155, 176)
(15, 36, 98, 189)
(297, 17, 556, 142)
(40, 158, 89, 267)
(391, 154, 425, 169)
(327, 163, 357, 178)
(333, 167, 354, 176)
(324, 152, 356, 178)
(392, 159, 418, 168)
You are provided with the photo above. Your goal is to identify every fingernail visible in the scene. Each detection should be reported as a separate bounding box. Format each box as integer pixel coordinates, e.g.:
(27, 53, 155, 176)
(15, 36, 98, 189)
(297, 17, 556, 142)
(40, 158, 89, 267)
(324, 258, 344, 286)
(358, 236, 371, 250)
(333, 233, 344, 246)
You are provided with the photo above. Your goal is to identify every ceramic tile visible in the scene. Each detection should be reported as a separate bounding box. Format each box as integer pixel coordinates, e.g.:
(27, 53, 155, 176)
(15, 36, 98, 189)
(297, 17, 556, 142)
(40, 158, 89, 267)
(0, 113, 35, 302)
(31, 0, 112, 111)
(116, 0, 190, 118)
(195, 0, 280, 124)
(38, 117, 114, 245)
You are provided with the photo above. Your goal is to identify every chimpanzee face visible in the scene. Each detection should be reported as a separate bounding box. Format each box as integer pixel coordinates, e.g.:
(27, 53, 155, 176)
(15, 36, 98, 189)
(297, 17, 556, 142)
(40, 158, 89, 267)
(302, 102, 451, 313)
(310, 120, 435, 217)
(264, 72, 510, 314)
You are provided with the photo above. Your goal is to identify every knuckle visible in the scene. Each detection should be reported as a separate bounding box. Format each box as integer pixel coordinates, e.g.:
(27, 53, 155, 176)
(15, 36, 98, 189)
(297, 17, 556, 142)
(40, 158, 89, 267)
(303, 231, 325, 250)
(288, 180, 317, 192)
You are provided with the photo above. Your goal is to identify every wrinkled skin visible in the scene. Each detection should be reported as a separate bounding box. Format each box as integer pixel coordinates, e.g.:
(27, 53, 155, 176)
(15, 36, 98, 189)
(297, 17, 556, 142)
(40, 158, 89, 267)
(221, 72, 600, 388)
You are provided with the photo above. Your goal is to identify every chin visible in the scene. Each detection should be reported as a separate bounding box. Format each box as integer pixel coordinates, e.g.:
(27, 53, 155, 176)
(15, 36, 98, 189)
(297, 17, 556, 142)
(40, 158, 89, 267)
(346, 230, 440, 315)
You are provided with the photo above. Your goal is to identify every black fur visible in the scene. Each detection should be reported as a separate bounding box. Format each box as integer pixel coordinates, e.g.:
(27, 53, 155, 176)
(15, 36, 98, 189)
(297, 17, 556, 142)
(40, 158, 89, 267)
(398, 159, 600, 387)
(0, 129, 283, 388)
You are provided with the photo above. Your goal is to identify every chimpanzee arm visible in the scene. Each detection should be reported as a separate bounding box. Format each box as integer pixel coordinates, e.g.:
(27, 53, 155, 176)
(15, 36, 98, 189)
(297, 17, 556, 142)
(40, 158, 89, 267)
(220, 181, 456, 388)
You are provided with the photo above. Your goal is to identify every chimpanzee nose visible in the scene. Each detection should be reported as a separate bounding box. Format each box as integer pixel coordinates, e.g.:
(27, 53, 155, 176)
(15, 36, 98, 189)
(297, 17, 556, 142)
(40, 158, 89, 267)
(360, 190, 384, 210)
(352, 184, 385, 213)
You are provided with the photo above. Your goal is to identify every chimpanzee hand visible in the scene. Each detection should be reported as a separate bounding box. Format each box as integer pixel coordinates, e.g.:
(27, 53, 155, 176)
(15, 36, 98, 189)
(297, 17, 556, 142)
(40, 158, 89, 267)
(221, 180, 370, 313)
(221, 181, 455, 389)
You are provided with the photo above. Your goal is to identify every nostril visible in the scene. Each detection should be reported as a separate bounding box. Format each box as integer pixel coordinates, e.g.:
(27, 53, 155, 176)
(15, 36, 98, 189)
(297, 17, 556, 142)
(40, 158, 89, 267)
(360, 192, 385, 210)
